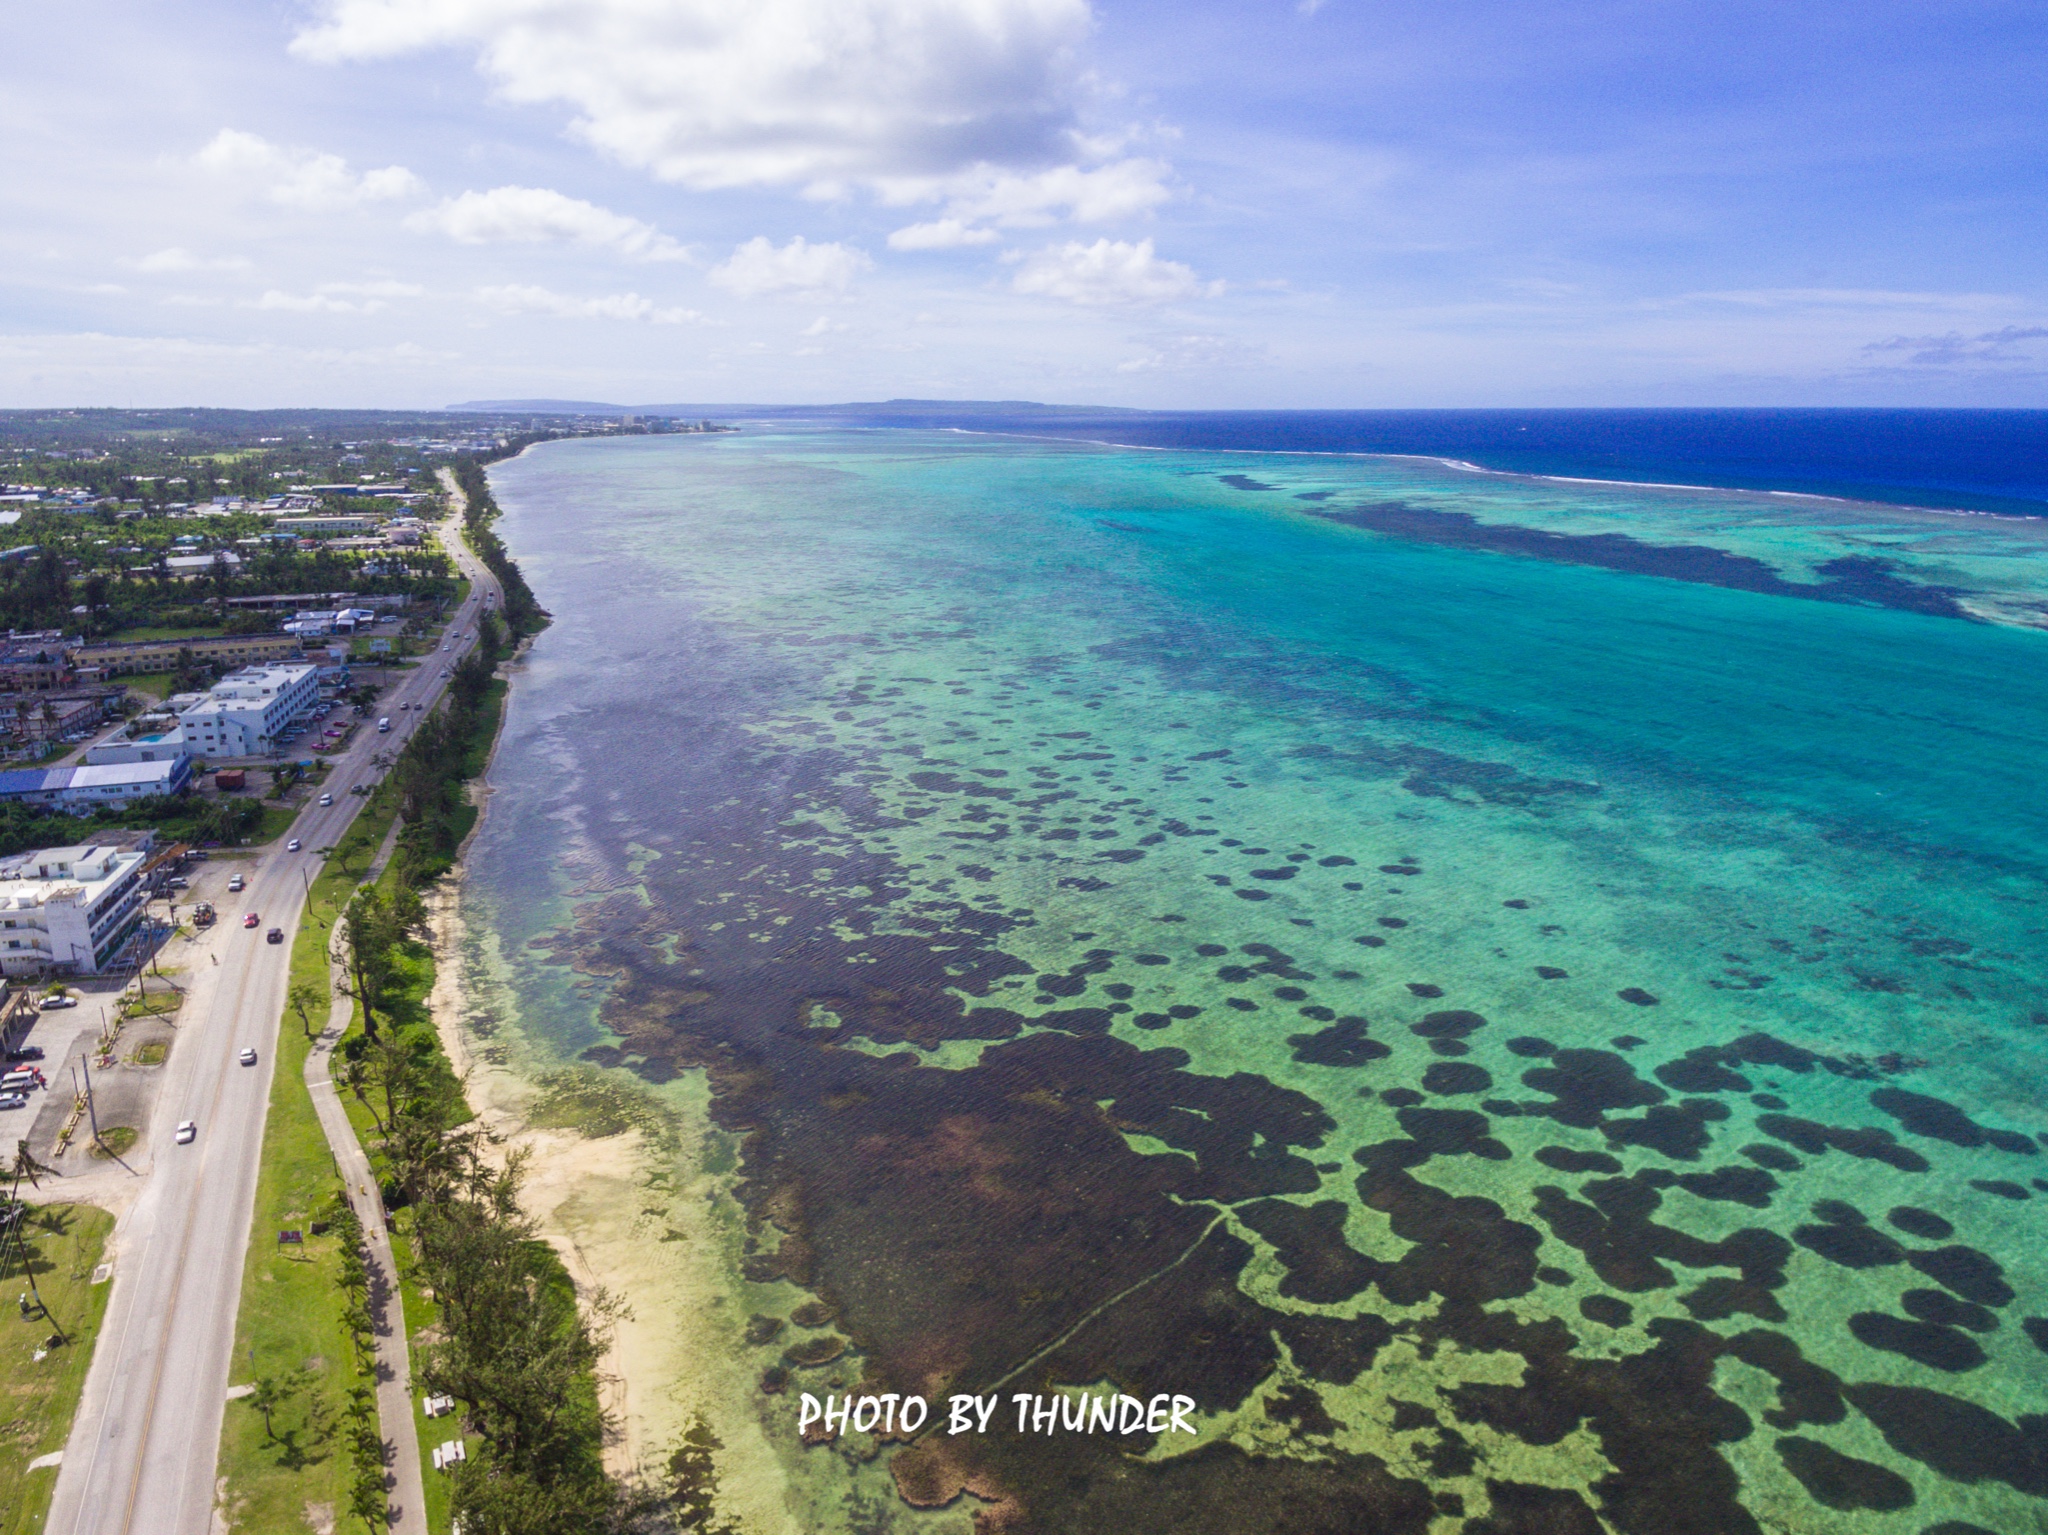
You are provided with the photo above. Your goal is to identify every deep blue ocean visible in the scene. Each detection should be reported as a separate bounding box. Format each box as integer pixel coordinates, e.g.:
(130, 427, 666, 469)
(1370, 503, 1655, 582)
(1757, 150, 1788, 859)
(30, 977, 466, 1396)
(678, 405, 2048, 519)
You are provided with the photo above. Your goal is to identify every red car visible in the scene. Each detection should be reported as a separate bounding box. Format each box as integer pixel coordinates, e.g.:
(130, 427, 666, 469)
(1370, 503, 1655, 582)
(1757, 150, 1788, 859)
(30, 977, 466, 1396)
(243, 912, 260, 929)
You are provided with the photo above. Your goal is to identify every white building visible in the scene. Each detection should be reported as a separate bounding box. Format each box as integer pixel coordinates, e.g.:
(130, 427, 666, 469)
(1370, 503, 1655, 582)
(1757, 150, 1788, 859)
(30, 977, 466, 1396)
(275, 514, 378, 537)
(175, 662, 319, 757)
(0, 843, 153, 975)
(85, 730, 187, 766)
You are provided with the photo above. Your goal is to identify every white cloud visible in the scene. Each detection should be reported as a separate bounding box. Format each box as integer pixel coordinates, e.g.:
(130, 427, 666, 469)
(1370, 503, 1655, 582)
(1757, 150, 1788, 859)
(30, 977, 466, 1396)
(1011, 238, 1218, 306)
(708, 237, 871, 299)
(800, 316, 848, 336)
(888, 219, 1000, 251)
(886, 158, 1170, 248)
(195, 129, 424, 210)
(292, 0, 1096, 193)
(407, 186, 689, 261)
(135, 248, 252, 274)
(252, 280, 425, 315)
(475, 284, 702, 323)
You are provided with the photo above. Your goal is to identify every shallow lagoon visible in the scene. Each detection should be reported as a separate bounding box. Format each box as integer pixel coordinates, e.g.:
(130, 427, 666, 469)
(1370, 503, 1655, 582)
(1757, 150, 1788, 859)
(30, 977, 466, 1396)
(461, 428, 2047, 1534)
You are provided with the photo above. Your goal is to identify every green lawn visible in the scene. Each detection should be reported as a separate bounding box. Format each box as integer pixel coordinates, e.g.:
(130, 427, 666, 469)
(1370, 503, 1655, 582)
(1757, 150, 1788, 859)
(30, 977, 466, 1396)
(0, 1204, 117, 1535)
(113, 673, 177, 706)
(214, 787, 399, 1534)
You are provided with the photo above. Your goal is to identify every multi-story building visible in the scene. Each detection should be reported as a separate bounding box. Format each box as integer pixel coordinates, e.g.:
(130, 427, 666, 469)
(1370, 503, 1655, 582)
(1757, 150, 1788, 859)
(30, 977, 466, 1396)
(175, 662, 319, 757)
(0, 633, 80, 693)
(0, 842, 154, 975)
(72, 632, 305, 678)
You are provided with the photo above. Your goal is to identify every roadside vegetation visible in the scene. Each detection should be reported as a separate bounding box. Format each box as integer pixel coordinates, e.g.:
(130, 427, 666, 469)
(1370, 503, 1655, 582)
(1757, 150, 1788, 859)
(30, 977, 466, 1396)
(215, 781, 401, 1533)
(0, 1203, 116, 1535)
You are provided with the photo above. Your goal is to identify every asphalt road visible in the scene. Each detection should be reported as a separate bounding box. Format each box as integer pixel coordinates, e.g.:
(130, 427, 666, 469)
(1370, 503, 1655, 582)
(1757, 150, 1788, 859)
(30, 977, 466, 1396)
(47, 504, 504, 1535)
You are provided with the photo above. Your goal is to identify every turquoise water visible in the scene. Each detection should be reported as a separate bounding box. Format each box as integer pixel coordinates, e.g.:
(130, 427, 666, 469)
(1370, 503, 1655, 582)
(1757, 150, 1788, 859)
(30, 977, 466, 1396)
(466, 429, 2048, 1535)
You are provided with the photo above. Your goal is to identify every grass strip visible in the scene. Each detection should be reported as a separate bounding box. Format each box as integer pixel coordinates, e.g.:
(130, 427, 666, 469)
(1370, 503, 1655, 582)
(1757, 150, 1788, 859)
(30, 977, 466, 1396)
(213, 784, 399, 1534)
(0, 1204, 116, 1535)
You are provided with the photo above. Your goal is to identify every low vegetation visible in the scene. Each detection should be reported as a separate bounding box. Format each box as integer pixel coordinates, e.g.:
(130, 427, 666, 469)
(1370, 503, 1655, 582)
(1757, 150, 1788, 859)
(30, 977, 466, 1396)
(0, 1203, 117, 1535)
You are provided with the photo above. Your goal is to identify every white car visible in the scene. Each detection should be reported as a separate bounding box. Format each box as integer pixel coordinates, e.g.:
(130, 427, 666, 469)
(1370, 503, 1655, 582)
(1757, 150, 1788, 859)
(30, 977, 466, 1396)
(318, 793, 333, 806)
(175, 1120, 197, 1144)
(287, 838, 302, 852)
(0, 1094, 27, 1112)
(239, 1048, 258, 1066)
(39, 994, 76, 1011)
(228, 875, 245, 892)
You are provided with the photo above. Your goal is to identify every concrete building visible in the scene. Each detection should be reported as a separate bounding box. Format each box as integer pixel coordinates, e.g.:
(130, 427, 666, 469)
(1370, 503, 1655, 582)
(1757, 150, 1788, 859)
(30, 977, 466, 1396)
(163, 552, 242, 576)
(72, 632, 304, 678)
(0, 757, 192, 812)
(274, 514, 378, 537)
(0, 843, 154, 975)
(0, 633, 79, 693)
(85, 731, 187, 765)
(176, 662, 319, 757)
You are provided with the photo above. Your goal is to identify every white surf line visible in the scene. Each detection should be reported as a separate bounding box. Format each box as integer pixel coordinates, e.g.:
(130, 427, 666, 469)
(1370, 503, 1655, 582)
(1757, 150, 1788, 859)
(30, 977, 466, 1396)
(760, 420, 2046, 523)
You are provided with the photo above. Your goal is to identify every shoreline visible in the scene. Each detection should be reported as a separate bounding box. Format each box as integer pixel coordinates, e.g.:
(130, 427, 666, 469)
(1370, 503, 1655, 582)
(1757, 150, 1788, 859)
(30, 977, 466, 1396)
(424, 577, 801, 1526)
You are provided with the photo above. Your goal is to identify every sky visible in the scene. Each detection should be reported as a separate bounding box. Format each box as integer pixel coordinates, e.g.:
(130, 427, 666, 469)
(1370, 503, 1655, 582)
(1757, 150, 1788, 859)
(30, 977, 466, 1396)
(3, 0, 2045, 409)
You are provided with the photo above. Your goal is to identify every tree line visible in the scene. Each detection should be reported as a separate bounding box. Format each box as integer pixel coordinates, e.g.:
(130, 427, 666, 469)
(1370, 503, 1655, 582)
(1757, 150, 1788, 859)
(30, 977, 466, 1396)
(449, 458, 547, 638)
(326, 580, 676, 1531)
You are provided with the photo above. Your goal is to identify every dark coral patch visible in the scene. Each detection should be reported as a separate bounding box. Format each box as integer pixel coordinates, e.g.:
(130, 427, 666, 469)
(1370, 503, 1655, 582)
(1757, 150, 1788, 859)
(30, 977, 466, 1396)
(1900, 1290, 1997, 1333)
(1655, 1049, 1751, 1094)
(1238, 1200, 1378, 1304)
(1968, 1179, 2030, 1201)
(1617, 988, 1660, 1006)
(2023, 1317, 2048, 1355)
(1505, 1035, 1555, 1058)
(1793, 1223, 1904, 1270)
(1421, 1062, 1493, 1096)
(1406, 983, 1445, 998)
(1533, 1146, 1623, 1175)
(1774, 1435, 1917, 1511)
(1888, 1206, 1954, 1241)
(1844, 1383, 2048, 1496)
(1395, 1107, 1512, 1160)
(1847, 1312, 1987, 1372)
(1580, 1295, 1633, 1328)
(1464, 1481, 1604, 1535)
(1674, 1166, 1779, 1208)
(1904, 1246, 2014, 1307)
(1753, 1114, 1930, 1173)
(1521, 1049, 1665, 1128)
(1869, 1087, 1990, 1148)
(1411, 1010, 1488, 1039)
(1740, 1143, 1802, 1172)
(1535, 966, 1568, 980)
(1287, 1017, 1391, 1068)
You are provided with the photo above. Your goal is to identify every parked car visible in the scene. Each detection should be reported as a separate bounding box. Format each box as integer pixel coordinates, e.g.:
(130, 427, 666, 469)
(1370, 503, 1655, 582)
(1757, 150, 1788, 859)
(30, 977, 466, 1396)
(227, 875, 245, 892)
(266, 928, 284, 944)
(168, 876, 188, 889)
(39, 994, 75, 1011)
(175, 1120, 197, 1144)
(239, 1048, 258, 1066)
(6, 1047, 45, 1063)
(0, 1095, 26, 1112)
(286, 838, 301, 852)
(243, 912, 260, 929)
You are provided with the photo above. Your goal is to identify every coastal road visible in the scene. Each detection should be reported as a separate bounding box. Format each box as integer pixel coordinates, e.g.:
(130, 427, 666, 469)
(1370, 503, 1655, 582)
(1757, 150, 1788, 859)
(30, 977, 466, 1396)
(47, 499, 504, 1535)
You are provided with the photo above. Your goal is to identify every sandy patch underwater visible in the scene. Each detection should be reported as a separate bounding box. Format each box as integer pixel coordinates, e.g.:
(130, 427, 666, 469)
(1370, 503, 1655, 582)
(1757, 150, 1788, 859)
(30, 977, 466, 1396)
(455, 429, 2048, 1535)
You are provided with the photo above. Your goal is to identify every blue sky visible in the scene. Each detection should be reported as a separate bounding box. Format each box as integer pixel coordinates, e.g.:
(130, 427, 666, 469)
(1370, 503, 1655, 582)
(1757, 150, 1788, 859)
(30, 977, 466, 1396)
(3, 0, 2043, 407)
